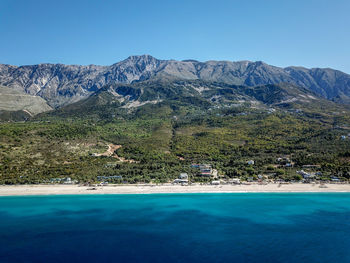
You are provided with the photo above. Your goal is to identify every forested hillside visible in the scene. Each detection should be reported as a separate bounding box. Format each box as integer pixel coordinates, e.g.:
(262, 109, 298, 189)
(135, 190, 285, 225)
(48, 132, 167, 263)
(1, 79, 349, 184)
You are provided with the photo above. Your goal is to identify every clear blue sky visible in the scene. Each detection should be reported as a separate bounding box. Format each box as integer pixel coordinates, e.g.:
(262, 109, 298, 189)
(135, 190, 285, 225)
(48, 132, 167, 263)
(0, 0, 349, 73)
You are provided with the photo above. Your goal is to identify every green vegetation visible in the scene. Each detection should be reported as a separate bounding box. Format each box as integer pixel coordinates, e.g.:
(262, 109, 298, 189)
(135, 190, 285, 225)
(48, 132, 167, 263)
(1, 101, 350, 184)
(1, 80, 350, 184)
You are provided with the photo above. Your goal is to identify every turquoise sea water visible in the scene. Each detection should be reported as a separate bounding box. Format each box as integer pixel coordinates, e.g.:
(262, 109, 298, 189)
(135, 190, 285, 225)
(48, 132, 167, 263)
(1, 193, 350, 262)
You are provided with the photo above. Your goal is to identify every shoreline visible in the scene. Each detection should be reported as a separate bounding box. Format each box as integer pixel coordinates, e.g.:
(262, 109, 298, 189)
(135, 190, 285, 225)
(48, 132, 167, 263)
(1, 183, 350, 196)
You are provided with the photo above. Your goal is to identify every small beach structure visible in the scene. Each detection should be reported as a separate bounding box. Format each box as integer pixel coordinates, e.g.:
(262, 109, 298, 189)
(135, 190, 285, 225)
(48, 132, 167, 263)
(51, 177, 76, 184)
(330, 176, 340, 182)
(173, 173, 189, 184)
(173, 179, 189, 184)
(228, 178, 240, 184)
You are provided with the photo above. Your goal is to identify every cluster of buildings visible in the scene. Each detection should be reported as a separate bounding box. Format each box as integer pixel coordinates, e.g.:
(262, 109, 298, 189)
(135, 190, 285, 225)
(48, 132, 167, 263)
(210, 179, 240, 185)
(172, 172, 242, 186)
(297, 170, 342, 182)
(50, 177, 77, 184)
(191, 164, 218, 177)
(173, 163, 220, 185)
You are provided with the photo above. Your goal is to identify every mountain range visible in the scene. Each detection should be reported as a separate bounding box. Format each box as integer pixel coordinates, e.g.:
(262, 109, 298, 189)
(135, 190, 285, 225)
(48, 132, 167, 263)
(1, 55, 350, 116)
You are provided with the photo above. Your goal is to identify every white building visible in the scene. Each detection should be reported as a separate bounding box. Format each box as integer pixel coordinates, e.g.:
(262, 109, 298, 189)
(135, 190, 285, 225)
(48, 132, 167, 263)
(173, 178, 188, 184)
(63, 177, 72, 184)
(179, 173, 188, 179)
(228, 178, 240, 184)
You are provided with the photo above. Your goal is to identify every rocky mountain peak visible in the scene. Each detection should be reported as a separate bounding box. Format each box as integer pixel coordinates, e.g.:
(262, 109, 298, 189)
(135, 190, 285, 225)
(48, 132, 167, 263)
(118, 54, 160, 65)
(0, 55, 350, 108)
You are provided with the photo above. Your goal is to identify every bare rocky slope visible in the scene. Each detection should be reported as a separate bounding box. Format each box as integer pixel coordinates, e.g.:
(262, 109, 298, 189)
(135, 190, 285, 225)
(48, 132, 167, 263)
(1, 55, 350, 108)
(0, 86, 52, 115)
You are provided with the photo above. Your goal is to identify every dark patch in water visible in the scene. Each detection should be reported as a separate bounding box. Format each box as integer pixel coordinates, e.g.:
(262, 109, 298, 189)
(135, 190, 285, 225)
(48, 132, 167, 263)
(1, 194, 350, 262)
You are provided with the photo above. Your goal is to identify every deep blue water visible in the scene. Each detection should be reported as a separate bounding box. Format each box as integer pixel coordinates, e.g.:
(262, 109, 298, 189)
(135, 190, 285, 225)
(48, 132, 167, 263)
(1, 193, 350, 262)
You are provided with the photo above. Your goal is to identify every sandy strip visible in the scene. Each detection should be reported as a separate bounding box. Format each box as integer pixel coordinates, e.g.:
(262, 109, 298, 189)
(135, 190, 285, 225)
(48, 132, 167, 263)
(0, 183, 350, 196)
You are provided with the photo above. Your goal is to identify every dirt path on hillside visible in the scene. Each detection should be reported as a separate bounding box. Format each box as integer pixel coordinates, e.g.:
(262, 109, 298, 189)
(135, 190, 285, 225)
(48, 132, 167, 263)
(94, 144, 137, 163)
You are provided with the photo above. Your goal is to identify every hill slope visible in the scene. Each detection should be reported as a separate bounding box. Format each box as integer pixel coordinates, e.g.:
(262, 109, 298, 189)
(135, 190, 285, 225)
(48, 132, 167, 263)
(48, 79, 345, 121)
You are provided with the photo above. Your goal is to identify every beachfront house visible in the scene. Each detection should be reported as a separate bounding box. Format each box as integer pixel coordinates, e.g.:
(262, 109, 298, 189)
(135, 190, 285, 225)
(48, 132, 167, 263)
(63, 177, 72, 184)
(199, 164, 212, 177)
(191, 163, 215, 177)
(211, 180, 220, 185)
(297, 170, 315, 179)
(173, 173, 189, 184)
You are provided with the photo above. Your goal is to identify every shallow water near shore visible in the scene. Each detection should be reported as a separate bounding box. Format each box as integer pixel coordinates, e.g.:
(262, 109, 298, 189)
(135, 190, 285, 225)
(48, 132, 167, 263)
(1, 193, 350, 262)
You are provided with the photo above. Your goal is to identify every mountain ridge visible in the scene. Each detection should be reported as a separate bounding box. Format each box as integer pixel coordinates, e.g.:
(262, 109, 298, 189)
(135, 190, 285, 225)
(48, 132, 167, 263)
(47, 79, 346, 122)
(1, 55, 350, 108)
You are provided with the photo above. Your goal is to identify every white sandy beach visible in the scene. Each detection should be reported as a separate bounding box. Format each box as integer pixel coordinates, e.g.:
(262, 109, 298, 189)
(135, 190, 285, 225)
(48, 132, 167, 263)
(0, 183, 350, 196)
